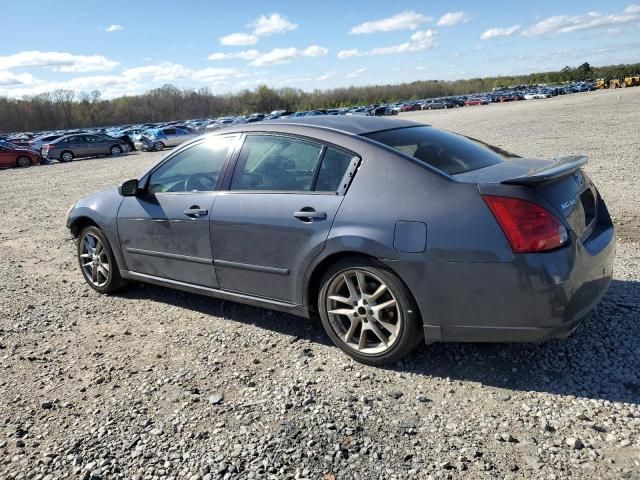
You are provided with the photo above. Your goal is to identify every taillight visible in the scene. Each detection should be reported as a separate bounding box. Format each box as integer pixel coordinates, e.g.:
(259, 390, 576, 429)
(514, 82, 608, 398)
(482, 195, 568, 253)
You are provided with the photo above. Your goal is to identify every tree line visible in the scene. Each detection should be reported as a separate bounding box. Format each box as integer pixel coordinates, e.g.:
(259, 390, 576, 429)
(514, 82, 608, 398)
(1, 61, 639, 133)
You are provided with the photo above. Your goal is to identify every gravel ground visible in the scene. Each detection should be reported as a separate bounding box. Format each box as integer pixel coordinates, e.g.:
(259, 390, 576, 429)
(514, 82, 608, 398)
(0, 88, 638, 480)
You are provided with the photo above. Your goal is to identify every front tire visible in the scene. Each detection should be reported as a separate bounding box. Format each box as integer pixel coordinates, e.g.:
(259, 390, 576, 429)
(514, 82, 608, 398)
(110, 145, 123, 156)
(153, 141, 165, 151)
(16, 156, 32, 168)
(318, 258, 422, 365)
(77, 226, 126, 294)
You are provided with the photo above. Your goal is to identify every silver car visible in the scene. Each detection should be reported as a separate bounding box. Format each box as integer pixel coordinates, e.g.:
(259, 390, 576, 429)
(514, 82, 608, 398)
(145, 127, 198, 151)
(43, 134, 128, 162)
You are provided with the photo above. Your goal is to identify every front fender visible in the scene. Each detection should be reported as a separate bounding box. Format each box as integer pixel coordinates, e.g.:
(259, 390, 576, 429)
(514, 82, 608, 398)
(66, 188, 126, 270)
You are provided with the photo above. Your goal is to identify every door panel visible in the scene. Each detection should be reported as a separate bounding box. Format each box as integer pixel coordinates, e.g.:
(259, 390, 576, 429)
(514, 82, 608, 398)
(118, 193, 218, 287)
(0, 150, 13, 167)
(211, 193, 344, 302)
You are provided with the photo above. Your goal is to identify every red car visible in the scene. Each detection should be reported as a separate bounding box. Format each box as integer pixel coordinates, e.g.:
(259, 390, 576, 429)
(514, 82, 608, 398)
(0, 142, 43, 168)
(464, 97, 488, 106)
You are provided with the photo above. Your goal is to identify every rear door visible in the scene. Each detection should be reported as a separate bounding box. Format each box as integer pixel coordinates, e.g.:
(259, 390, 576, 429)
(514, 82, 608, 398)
(162, 128, 178, 146)
(117, 135, 238, 287)
(211, 134, 359, 303)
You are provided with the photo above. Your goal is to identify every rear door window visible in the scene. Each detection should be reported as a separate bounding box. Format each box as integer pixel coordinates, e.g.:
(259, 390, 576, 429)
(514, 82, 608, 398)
(230, 135, 323, 192)
(367, 126, 506, 175)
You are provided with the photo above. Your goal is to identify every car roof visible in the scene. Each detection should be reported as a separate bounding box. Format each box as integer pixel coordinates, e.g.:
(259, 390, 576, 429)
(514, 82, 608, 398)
(262, 116, 425, 136)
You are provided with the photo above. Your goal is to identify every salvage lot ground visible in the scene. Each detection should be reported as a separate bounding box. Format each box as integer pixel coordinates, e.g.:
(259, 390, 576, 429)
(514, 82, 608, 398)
(0, 88, 638, 480)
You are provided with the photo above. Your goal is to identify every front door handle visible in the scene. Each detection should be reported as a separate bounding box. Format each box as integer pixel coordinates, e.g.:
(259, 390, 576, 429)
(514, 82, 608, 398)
(184, 207, 208, 217)
(294, 209, 327, 221)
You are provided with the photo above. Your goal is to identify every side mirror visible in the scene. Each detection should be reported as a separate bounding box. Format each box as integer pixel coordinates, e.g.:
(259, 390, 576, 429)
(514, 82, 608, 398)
(119, 179, 140, 197)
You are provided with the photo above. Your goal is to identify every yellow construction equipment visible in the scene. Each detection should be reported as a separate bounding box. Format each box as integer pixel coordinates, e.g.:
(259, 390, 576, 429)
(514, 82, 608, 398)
(623, 75, 640, 87)
(595, 78, 608, 89)
(609, 78, 624, 89)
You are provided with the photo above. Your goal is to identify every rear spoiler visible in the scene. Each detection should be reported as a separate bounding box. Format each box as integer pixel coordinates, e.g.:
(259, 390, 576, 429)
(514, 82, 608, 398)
(501, 155, 588, 186)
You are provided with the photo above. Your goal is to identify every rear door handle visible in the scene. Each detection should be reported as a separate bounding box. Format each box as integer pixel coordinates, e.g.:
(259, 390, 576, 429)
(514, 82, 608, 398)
(184, 207, 208, 217)
(294, 209, 327, 220)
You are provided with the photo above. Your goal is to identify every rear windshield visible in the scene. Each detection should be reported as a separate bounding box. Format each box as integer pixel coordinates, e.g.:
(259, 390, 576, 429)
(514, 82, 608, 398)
(366, 126, 510, 175)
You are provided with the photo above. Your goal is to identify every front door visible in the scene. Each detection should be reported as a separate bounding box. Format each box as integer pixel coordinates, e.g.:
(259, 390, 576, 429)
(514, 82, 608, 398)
(212, 134, 358, 303)
(0, 146, 14, 167)
(117, 135, 238, 287)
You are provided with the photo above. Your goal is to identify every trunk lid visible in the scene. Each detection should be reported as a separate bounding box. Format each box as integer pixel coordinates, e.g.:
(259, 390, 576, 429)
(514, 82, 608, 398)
(455, 156, 598, 240)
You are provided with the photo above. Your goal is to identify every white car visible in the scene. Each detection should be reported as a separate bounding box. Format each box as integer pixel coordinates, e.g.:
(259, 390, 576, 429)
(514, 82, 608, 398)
(524, 92, 552, 100)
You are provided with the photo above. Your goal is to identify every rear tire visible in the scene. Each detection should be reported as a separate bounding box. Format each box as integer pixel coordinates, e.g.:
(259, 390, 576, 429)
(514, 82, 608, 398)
(110, 145, 123, 156)
(60, 151, 74, 162)
(318, 257, 423, 366)
(16, 156, 32, 168)
(77, 226, 127, 294)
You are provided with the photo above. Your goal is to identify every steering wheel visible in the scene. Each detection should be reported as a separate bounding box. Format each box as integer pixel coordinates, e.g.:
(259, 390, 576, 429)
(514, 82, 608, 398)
(184, 173, 215, 192)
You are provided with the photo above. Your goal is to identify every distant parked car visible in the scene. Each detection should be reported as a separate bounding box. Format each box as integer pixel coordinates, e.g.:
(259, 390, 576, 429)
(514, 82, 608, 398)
(42, 134, 128, 162)
(464, 97, 488, 106)
(421, 99, 454, 110)
(142, 127, 199, 151)
(28, 133, 65, 152)
(0, 142, 43, 168)
(524, 92, 552, 100)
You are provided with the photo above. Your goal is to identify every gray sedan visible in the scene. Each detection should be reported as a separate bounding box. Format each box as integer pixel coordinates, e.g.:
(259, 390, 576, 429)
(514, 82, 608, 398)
(43, 134, 128, 162)
(65, 117, 615, 365)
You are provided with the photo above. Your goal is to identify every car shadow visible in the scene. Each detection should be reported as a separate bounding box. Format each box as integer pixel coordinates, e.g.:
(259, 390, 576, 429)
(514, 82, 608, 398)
(117, 279, 639, 404)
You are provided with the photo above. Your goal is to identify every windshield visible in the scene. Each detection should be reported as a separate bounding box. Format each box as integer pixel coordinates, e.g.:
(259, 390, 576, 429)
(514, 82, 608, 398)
(367, 126, 512, 176)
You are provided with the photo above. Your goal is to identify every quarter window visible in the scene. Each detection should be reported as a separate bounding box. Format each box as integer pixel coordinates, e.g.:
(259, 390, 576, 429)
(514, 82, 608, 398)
(148, 136, 235, 193)
(315, 148, 354, 192)
(231, 135, 323, 192)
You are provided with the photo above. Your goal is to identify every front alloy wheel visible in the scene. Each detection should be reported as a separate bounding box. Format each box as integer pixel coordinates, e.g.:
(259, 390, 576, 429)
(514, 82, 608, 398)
(77, 226, 126, 294)
(318, 259, 422, 365)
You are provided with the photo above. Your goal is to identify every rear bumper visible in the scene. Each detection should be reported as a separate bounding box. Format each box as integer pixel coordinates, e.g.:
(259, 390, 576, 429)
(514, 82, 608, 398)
(387, 220, 615, 344)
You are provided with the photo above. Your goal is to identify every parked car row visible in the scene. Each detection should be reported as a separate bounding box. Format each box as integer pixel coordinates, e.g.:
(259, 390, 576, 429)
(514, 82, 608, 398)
(0, 80, 599, 169)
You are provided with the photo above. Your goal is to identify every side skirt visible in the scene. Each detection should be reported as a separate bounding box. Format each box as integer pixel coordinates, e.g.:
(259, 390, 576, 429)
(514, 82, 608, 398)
(120, 270, 311, 318)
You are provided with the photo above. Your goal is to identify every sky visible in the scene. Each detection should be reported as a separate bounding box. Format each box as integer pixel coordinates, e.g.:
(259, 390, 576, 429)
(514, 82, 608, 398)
(1, 0, 639, 99)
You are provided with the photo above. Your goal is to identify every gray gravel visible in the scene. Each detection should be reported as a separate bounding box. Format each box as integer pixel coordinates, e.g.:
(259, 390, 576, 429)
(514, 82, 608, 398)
(0, 87, 639, 479)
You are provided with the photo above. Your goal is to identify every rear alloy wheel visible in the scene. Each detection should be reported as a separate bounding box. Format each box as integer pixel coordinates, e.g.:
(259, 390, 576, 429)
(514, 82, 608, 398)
(60, 151, 74, 162)
(77, 226, 126, 294)
(110, 145, 122, 156)
(16, 156, 32, 168)
(153, 141, 165, 151)
(318, 258, 422, 365)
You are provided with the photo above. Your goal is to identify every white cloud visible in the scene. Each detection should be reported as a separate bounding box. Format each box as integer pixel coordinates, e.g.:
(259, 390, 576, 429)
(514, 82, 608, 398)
(192, 67, 237, 82)
(523, 5, 640, 36)
(316, 72, 334, 81)
(350, 10, 431, 34)
(218, 13, 297, 47)
(123, 62, 192, 82)
(337, 49, 362, 59)
(105, 24, 123, 33)
(480, 25, 521, 40)
(436, 11, 468, 27)
(250, 13, 298, 36)
(0, 71, 39, 86)
(346, 68, 367, 79)
(339, 29, 437, 57)
(250, 47, 298, 66)
(210, 46, 328, 66)
(0, 51, 118, 72)
(208, 50, 260, 61)
(302, 45, 329, 57)
(220, 33, 258, 46)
